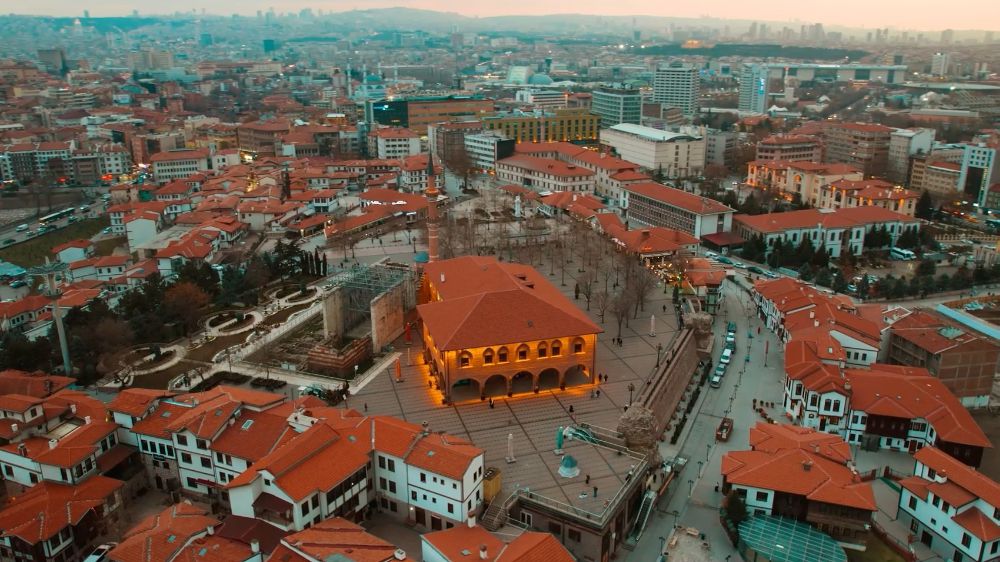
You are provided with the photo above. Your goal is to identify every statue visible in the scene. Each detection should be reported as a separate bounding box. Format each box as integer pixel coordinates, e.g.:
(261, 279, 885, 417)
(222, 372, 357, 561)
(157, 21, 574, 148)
(554, 425, 565, 455)
(514, 194, 523, 218)
(558, 455, 580, 478)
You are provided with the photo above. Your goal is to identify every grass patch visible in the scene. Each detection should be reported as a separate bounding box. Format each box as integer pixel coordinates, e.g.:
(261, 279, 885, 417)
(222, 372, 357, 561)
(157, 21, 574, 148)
(0, 218, 110, 268)
(846, 535, 906, 562)
(93, 236, 125, 257)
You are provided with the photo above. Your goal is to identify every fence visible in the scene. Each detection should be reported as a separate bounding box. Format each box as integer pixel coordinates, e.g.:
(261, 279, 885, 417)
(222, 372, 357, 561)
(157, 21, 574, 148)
(230, 300, 323, 362)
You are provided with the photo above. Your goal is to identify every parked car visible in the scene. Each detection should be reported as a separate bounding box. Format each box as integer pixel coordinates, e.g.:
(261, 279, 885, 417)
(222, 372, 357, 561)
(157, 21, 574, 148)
(83, 543, 116, 562)
(732, 261, 747, 269)
(710, 375, 723, 388)
(9, 279, 26, 288)
(720, 348, 733, 364)
(748, 266, 765, 275)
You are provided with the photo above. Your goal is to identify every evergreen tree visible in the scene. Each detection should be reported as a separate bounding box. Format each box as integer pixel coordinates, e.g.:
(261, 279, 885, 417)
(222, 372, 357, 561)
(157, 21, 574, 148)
(915, 190, 934, 220)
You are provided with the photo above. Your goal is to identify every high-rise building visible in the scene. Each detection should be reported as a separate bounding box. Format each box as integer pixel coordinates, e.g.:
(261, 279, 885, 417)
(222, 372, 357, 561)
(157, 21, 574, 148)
(941, 29, 955, 44)
(652, 62, 699, 119)
(738, 64, 769, 114)
(591, 85, 642, 128)
(37, 48, 66, 74)
(888, 128, 935, 183)
(931, 52, 950, 76)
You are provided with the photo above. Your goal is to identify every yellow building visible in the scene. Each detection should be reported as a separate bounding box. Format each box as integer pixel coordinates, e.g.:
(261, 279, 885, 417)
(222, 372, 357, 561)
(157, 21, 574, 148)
(418, 256, 601, 402)
(481, 108, 600, 143)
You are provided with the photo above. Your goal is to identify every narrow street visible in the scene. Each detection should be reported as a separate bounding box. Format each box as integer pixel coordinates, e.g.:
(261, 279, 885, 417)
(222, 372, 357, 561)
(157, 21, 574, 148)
(632, 276, 787, 560)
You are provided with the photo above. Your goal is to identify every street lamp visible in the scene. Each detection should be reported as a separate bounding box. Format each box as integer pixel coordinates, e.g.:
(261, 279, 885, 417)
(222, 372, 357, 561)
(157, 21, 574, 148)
(627, 383, 635, 406)
(706, 443, 711, 463)
(687, 479, 694, 497)
(697, 460, 703, 477)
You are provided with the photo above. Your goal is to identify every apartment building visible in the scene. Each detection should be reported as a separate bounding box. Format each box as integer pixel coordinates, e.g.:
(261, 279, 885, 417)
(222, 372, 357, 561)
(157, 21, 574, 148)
(756, 135, 823, 163)
(898, 447, 1000, 562)
(481, 108, 600, 143)
(739, 64, 769, 114)
(621, 181, 734, 238)
(514, 89, 567, 110)
(149, 149, 211, 185)
(734, 207, 919, 258)
(824, 123, 893, 177)
(600, 123, 706, 178)
(463, 132, 515, 171)
(368, 127, 421, 160)
(591, 85, 642, 128)
(652, 62, 699, 118)
(886, 309, 1000, 408)
(888, 128, 935, 184)
(236, 120, 292, 157)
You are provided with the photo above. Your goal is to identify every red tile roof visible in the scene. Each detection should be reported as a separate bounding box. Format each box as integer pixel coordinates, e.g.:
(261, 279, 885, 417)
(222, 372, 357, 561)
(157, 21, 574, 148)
(915, 447, 1000, 508)
(890, 309, 999, 355)
(748, 422, 853, 465)
(624, 182, 734, 215)
(606, 225, 698, 256)
(0, 476, 123, 545)
(736, 206, 916, 234)
(107, 388, 175, 416)
(276, 517, 413, 562)
(149, 148, 209, 163)
(497, 154, 596, 178)
(418, 256, 601, 350)
(108, 502, 221, 562)
(423, 525, 575, 562)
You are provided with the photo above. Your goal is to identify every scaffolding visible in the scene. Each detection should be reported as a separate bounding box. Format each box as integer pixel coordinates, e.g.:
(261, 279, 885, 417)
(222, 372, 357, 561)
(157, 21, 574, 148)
(325, 262, 412, 314)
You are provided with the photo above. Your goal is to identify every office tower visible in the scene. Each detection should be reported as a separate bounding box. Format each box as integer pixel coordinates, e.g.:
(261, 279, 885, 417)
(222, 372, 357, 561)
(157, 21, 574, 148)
(37, 48, 67, 74)
(941, 29, 954, 44)
(931, 52, 950, 76)
(592, 85, 642, 128)
(652, 62, 699, 119)
(739, 64, 769, 114)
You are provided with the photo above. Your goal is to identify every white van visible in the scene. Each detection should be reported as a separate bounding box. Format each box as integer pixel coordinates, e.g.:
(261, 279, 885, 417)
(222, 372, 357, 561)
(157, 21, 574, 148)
(720, 348, 733, 365)
(15, 224, 28, 232)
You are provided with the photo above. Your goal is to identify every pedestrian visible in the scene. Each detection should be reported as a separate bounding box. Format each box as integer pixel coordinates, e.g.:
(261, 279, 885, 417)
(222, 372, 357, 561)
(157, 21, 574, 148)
(590, 389, 596, 399)
(585, 474, 591, 484)
(364, 402, 368, 412)
(569, 405, 574, 413)
(596, 389, 601, 397)
(662, 304, 667, 313)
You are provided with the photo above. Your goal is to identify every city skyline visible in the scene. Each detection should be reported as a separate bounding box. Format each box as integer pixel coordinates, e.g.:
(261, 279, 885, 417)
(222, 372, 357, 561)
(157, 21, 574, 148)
(13, 1, 1000, 33)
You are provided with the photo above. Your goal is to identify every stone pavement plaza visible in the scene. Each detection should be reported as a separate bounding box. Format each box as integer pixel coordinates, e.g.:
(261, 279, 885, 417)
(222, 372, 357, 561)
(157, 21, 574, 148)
(351, 276, 681, 517)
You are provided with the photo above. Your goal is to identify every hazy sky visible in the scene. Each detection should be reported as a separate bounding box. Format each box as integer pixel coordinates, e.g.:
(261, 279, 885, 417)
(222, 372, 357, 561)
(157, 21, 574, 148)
(20, 0, 1000, 31)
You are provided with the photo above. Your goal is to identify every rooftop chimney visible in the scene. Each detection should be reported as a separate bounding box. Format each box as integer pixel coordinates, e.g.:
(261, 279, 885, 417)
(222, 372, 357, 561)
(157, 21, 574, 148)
(84, 415, 91, 424)
(250, 539, 260, 554)
(440, 273, 446, 283)
(467, 514, 477, 528)
(480, 545, 489, 560)
(48, 438, 58, 450)
(206, 525, 214, 536)
(802, 461, 813, 471)
(11, 424, 18, 434)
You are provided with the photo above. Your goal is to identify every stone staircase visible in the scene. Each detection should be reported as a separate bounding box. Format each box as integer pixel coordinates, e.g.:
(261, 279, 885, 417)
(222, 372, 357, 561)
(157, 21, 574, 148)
(481, 489, 520, 531)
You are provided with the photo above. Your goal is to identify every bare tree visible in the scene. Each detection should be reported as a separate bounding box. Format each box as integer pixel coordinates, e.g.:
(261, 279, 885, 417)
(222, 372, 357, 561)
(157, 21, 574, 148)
(578, 269, 596, 310)
(611, 291, 635, 339)
(442, 146, 475, 191)
(594, 290, 611, 324)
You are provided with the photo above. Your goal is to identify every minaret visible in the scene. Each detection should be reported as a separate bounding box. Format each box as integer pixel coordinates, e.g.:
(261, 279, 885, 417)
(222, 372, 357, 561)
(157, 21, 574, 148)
(424, 155, 440, 263)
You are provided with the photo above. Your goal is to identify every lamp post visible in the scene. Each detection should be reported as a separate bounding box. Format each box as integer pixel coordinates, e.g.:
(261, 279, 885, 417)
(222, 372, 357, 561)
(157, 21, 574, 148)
(627, 383, 635, 406)
(28, 260, 71, 376)
(687, 479, 694, 497)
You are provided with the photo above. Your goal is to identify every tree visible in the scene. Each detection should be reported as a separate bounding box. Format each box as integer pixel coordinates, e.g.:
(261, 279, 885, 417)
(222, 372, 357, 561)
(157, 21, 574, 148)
(442, 146, 475, 191)
(726, 491, 748, 525)
(915, 190, 935, 220)
(611, 292, 634, 338)
(0, 332, 53, 371)
(896, 228, 920, 250)
(218, 267, 246, 305)
(177, 260, 220, 297)
(814, 267, 833, 288)
(917, 259, 937, 277)
(594, 290, 611, 324)
(625, 261, 656, 318)
(672, 284, 680, 303)
(856, 276, 870, 300)
(578, 270, 596, 310)
(163, 282, 211, 336)
(243, 257, 271, 299)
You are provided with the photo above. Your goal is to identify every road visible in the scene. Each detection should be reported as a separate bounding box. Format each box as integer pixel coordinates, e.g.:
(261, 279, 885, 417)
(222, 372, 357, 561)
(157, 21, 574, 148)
(631, 276, 786, 561)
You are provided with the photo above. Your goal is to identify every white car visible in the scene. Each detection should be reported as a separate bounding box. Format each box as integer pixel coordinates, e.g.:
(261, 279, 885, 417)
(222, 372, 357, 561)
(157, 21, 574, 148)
(710, 375, 723, 388)
(720, 348, 733, 365)
(84, 544, 116, 562)
(732, 261, 747, 269)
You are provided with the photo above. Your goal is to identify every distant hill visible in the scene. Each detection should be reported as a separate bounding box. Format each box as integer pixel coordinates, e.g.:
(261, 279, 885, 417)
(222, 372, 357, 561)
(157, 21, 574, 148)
(636, 43, 870, 61)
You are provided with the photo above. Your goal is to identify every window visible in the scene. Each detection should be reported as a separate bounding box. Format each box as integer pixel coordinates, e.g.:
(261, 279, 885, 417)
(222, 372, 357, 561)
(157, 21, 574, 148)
(755, 491, 769, 502)
(517, 345, 528, 361)
(301, 503, 309, 516)
(196, 439, 207, 450)
(181, 453, 192, 464)
(551, 341, 561, 356)
(380, 477, 387, 490)
(187, 477, 199, 489)
(200, 457, 211, 468)
(519, 512, 533, 526)
(953, 551, 963, 562)
(378, 456, 386, 469)
(421, 472, 427, 483)
(176, 435, 188, 446)
(447, 503, 454, 513)
(573, 338, 584, 353)
(460, 352, 472, 367)
(568, 528, 582, 542)
(311, 495, 319, 509)
(412, 491, 418, 501)
(962, 533, 972, 548)
(484, 349, 494, 364)
(537, 343, 547, 358)
(29, 472, 38, 484)
(908, 496, 917, 510)
(548, 521, 562, 535)
(389, 481, 396, 493)
(387, 459, 395, 472)
(497, 347, 508, 363)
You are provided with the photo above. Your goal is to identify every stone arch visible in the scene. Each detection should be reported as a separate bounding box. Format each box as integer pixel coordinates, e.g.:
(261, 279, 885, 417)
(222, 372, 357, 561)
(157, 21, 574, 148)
(564, 364, 590, 387)
(483, 374, 508, 399)
(538, 368, 560, 391)
(483, 348, 495, 366)
(550, 339, 562, 357)
(511, 371, 533, 395)
(451, 378, 480, 402)
(515, 343, 530, 362)
(571, 336, 586, 354)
